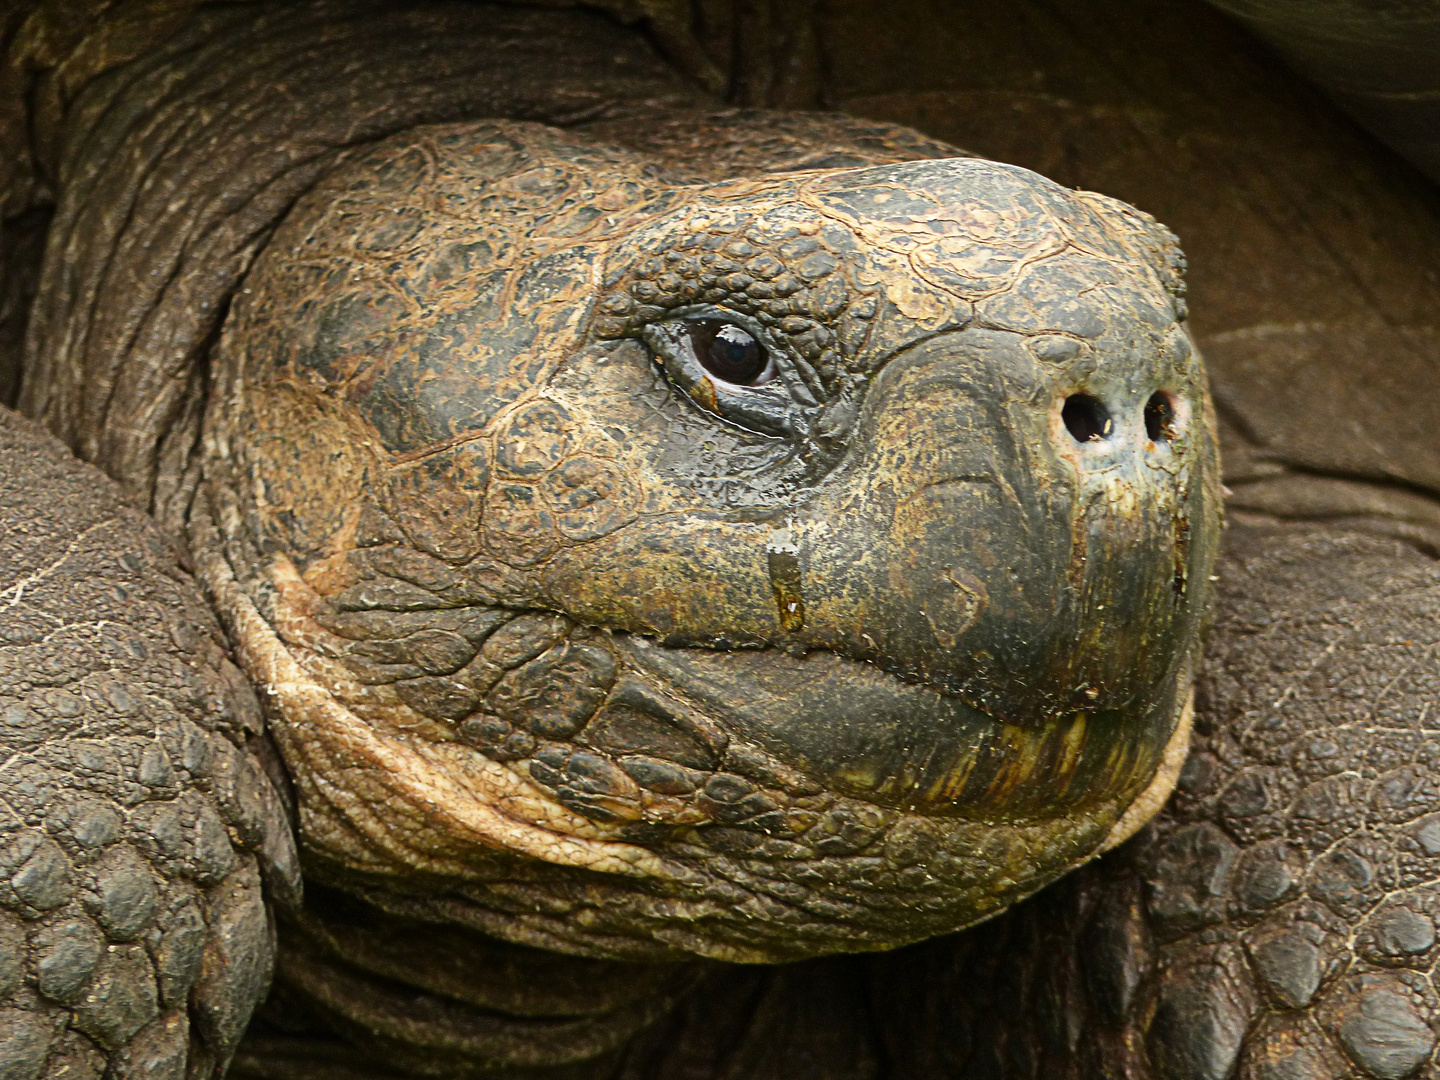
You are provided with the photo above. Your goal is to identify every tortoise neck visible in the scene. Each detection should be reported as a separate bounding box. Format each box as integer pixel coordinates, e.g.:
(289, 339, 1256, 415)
(233, 879, 705, 1079)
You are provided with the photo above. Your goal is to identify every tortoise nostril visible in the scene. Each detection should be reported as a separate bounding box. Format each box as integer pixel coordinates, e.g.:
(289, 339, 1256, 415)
(1145, 392, 1176, 443)
(1062, 394, 1112, 444)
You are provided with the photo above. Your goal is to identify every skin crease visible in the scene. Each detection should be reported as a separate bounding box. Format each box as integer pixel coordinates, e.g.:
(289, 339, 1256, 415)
(3, 2, 1436, 1078)
(187, 112, 1217, 965)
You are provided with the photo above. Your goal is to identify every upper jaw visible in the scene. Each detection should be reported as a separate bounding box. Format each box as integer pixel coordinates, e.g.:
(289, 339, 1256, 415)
(222, 539, 1190, 961)
(608, 628, 1195, 824)
(544, 318, 1215, 720)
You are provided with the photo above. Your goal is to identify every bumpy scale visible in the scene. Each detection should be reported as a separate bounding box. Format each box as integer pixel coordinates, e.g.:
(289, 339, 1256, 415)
(0, 2, 1234, 1077)
(187, 108, 1217, 966)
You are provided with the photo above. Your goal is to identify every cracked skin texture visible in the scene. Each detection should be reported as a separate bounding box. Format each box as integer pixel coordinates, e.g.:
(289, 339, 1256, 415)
(871, 526, 1440, 1080)
(0, 407, 299, 1078)
(191, 107, 1215, 967)
(7, 0, 1440, 1078)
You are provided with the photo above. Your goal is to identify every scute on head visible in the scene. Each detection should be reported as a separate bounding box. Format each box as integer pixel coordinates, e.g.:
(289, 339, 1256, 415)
(194, 113, 1219, 962)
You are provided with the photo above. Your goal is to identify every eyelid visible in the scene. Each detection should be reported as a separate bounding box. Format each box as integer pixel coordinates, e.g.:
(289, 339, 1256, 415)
(642, 316, 795, 437)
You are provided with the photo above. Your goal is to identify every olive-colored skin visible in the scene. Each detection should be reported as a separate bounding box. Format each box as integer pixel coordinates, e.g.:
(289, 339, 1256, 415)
(195, 116, 1213, 965)
(1, 1, 1438, 1079)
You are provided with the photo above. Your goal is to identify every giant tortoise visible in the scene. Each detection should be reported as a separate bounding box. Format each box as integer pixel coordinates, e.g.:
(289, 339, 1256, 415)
(1, 2, 1439, 1078)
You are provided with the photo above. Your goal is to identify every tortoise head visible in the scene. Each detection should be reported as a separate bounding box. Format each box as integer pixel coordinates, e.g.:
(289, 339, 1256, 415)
(199, 119, 1219, 962)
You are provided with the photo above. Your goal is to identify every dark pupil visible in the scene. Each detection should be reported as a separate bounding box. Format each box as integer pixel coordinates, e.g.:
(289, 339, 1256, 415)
(691, 320, 768, 384)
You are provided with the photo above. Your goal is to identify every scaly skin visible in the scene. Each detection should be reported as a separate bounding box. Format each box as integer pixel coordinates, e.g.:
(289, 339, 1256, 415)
(190, 111, 1211, 967)
(868, 526, 1440, 1080)
(0, 407, 298, 1077)
(834, 2, 1440, 1077)
(3, 1, 1438, 1078)
(0, 2, 1218, 1075)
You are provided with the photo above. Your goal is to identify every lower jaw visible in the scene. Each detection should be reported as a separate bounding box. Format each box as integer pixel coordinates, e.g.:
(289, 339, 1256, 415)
(293, 793, 1126, 963)
(201, 521, 1192, 962)
(272, 623, 1191, 961)
(1098, 686, 1194, 852)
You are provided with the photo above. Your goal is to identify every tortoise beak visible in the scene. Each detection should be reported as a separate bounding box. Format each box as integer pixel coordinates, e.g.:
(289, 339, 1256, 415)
(609, 323, 1217, 819)
(783, 326, 1216, 726)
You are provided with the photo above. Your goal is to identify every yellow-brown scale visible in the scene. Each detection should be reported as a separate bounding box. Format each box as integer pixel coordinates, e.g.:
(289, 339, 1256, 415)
(192, 112, 1220, 963)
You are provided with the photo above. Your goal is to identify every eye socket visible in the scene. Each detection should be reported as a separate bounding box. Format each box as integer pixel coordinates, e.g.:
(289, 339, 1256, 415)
(685, 319, 773, 386)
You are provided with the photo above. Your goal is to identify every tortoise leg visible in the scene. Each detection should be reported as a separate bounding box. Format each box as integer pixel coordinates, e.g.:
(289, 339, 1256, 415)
(0, 406, 297, 1080)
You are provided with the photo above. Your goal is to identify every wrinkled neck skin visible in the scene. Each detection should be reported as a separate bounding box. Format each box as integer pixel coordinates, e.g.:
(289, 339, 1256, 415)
(22, 3, 1218, 1076)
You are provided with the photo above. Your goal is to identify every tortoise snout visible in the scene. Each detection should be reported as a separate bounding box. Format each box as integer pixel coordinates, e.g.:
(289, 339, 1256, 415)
(1055, 387, 1190, 456)
(785, 330, 1215, 724)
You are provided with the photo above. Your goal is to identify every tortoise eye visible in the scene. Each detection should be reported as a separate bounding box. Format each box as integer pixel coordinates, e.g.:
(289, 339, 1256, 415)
(686, 319, 773, 385)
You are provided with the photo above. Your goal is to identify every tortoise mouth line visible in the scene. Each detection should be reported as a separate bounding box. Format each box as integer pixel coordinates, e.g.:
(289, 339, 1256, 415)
(603, 629, 1183, 820)
(640, 627, 996, 712)
(623, 622, 1156, 729)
